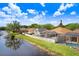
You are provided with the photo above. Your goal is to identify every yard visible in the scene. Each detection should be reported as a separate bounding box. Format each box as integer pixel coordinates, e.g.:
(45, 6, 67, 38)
(15, 33, 79, 56)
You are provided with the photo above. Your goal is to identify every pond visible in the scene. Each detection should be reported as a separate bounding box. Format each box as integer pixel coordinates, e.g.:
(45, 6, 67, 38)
(0, 31, 50, 56)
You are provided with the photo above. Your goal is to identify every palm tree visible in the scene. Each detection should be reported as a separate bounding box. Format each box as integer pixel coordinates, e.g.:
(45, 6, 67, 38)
(6, 21, 21, 32)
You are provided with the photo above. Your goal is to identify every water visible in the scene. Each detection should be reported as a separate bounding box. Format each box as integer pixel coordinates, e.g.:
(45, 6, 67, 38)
(0, 31, 50, 56)
(66, 43, 79, 48)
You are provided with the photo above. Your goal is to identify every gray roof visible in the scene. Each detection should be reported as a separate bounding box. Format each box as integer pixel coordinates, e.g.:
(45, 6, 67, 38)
(65, 32, 79, 37)
(36, 28, 47, 32)
(46, 31, 57, 34)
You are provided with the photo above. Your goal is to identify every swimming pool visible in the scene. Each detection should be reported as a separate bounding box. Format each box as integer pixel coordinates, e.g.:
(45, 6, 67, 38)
(66, 43, 79, 47)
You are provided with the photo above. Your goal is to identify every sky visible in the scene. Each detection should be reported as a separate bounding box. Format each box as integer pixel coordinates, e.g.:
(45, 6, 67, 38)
(0, 3, 79, 26)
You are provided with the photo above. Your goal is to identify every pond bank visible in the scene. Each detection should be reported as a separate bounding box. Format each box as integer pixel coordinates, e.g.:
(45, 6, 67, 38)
(15, 33, 79, 56)
(16, 34, 58, 56)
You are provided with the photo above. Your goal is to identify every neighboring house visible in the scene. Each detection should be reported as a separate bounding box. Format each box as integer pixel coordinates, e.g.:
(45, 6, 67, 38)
(51, 27, 79, 43)
(52, 27, 72, 43)
(44, 30, 58, 38)
(20, 20, 79, 43)
(52, 27, 72, 35)
(20, 28, 35, 35)
(49, 20, 79, 43)
(20, 28, 27, 32)
(34, 28, 47, 37)
(26, 28, 35, 35)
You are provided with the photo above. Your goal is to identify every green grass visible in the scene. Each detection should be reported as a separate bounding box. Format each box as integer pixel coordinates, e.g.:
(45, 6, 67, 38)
(15, 34, 79, 56)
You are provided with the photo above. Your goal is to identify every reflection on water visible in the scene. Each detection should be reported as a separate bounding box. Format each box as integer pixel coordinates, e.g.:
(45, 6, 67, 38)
(0, 31, 50, 56)
(5, 35, 23, 50)
(0, 31, 3, 36)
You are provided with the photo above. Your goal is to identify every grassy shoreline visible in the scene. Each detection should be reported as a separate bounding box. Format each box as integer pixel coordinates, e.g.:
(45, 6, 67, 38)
(16, 35, 61, 56)
(15, 35, 79, 55)
(12, 32, 79, 56)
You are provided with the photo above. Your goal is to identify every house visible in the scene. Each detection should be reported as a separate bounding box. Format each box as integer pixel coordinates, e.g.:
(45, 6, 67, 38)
(51, 20, 79, 43)
(52, 27, 72, 43)
(65, 29, 79, 43)
(34, 28, 47, 37)
(52, 27, 72, 35)
(20, 28, 35, 35)
(20, 28, 27, 33)
(44, 30, 58, 38)
(20, 20, 79, 43)
(51, 20, 73, 43)
(26, 28, 35, 35)
(65, 32, 79, 43)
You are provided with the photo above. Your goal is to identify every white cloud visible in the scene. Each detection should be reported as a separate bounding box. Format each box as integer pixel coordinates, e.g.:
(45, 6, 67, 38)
(40, 3, 45, 7)
(65, 3, 74, 8)
(27, 9, 38, 14)
(28, 10, 47, 24)
(2, 7, 11, 14)
(0, 11, 11, 18)
(8, 3, 21, 14)
(41, 11, 47, 16)
(29, 14, 44, 24)
(53, 11, 64, 17)
(42, 11, 45, 16)
(0, 3, 29, 26)
(0, 11, 7, 16)
(58, 3, 74, 11)
(2, 3, 22, 16)
(70, 11, 76, 15)
(53, 3, 74, 17)
(0, 3, 46, 26)
(58, 3, 65, 11)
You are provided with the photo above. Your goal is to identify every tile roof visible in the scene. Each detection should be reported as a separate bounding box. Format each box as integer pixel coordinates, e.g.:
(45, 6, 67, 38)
(52, 27, 72, 34)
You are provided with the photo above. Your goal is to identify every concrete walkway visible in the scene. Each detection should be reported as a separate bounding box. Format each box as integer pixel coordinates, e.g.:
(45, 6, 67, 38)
(23, 33, 57, 43)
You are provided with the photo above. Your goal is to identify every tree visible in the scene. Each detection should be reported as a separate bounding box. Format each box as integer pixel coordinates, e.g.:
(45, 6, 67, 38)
(6, 21, 21, 32)
(42, 24, 55, 30)
(29, 24, 40, 28)
(0, 27, 6, 30)
(20, 25, 28, 28)
(29, 23, 55, 30)
(65, 23, 79, 30)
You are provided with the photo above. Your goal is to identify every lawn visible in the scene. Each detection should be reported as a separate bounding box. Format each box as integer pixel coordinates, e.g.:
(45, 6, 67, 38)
(15, 34, 79, 56)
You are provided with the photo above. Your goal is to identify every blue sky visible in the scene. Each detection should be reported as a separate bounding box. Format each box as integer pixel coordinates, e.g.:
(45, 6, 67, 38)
(0, 3, 79, 26)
